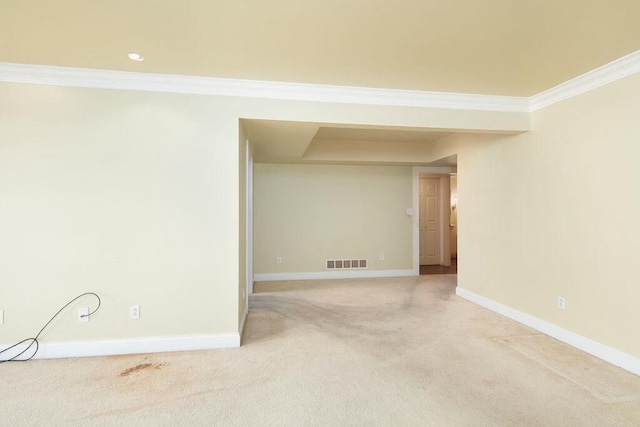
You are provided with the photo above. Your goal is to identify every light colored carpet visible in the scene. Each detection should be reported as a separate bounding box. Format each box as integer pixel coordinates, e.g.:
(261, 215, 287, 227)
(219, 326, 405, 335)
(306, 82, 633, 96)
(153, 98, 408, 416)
(2, 275, 639, 426)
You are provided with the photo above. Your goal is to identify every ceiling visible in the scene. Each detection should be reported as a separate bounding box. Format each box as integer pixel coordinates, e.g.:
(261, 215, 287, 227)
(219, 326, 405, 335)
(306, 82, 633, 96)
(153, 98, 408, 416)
(314, 128, 451, 144)
(244, 120, 466, 166)
(2, 1, 640, 96)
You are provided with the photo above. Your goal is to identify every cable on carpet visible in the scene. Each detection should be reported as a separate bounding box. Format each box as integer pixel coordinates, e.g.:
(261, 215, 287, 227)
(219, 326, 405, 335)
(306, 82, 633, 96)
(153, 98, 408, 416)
(0, 292, 101, 363)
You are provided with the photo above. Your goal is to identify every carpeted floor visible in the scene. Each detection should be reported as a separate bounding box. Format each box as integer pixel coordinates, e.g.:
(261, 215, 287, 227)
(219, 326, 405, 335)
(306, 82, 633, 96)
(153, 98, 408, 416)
(2, 275, 639, 425)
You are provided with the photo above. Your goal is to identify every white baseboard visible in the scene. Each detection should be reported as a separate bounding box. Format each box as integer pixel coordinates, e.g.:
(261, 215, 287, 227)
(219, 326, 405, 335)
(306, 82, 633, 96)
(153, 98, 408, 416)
(254, 269, 416, 282)
(1, 333, 240, 360)
(456, 287, 640, 377)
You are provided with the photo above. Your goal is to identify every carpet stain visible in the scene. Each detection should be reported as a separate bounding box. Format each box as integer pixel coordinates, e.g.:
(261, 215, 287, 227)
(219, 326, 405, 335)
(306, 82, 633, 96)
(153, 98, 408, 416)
(120, 363, 165, 377)
(5, 276, 639, 426)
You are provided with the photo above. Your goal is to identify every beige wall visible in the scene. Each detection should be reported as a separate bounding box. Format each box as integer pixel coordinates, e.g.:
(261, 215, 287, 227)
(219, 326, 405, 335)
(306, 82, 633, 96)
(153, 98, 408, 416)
(4, 69, 638, 363)
(0, 84, 240, 342)
(457, 72, 640, 358)
(0, 81, 526, 345)
(238, 123, 247, 328)
(450, 175, 458, 256)
(253, 164, 414, 274)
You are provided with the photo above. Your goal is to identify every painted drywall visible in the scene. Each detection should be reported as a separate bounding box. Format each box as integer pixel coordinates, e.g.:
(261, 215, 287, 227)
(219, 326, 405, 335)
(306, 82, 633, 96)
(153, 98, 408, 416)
(450, 175, 458, 256)
(0, 84, 240, 345)
(1, 66, 638, 365)
(304, 139, 437, 163)
(253, 164, 414, 274)
(238, 123, 247, 328)
(456, 72, 640, 358)
(0, 81, 527, 350)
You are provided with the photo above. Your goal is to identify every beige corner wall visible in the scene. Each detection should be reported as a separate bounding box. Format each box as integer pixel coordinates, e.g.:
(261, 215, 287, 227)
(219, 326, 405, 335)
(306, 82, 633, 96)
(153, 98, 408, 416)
(253, 164, 414, 274)
(457, 72, 640, 358)
(3, 69, 638, 363)
(0, 80, 527, 347)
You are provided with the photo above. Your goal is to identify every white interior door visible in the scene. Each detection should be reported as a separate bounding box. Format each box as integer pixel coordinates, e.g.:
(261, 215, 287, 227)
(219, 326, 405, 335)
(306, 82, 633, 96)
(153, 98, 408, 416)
(419, 177, 440, 265)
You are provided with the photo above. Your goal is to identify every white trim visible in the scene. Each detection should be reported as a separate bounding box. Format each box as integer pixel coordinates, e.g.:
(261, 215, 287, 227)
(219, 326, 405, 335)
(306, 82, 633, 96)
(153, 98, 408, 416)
(456, 287, 640, 377)
(0, 62, 528, 112)
(255, 269, 416, 282)
(1, 333, 240, 360)
(530, 50, 640, 111)
(3, 51, 640, 113)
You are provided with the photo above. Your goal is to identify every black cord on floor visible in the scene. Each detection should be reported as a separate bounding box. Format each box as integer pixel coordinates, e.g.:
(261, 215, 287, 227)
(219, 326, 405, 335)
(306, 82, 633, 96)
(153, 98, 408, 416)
(0, 292, 101, 363)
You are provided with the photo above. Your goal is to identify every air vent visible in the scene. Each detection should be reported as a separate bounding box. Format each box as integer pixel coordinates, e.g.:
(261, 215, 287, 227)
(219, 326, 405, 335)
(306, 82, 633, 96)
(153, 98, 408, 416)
(326, 259, 368, 270)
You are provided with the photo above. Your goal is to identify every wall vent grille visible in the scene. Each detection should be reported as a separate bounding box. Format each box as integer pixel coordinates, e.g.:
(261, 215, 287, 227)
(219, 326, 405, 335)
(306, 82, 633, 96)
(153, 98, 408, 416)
(326, 259, 368, 270)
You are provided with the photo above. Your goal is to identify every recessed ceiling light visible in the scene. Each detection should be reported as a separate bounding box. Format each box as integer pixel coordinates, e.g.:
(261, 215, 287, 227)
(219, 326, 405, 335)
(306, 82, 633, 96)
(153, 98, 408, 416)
(127, 52, 145, 62)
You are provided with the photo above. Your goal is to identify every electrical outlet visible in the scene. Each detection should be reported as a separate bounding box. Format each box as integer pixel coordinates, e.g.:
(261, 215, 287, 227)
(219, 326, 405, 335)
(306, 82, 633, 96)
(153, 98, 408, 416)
(276, 256, 282, 264)
(0, 309, 4, 325)
(379, 253, 385, 260)
(130, 305, 140, 319)
(78, 307, 89, 323)
(557, 296, 566, 310)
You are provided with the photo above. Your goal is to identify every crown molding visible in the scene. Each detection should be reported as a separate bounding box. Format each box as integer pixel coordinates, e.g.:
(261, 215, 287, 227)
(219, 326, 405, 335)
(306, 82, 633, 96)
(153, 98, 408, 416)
(0, 62, 528, 112)
(530, 50, 640, 111)
(3, 50, 640, 113)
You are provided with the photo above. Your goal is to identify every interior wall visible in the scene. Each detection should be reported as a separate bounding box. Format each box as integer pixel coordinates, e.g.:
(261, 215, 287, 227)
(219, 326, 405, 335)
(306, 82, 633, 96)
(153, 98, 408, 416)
(3, 69, 638, 363)
(0, 78, 528, 349)
(0, 84, 240, 343)
(238, 123, 247, 327)
(253, 163, 414, 275)
(450, 175, 458, 256)
(439, 175, 451, 266)
(246, 146, 254, 296)
(457, 72, 640, 359)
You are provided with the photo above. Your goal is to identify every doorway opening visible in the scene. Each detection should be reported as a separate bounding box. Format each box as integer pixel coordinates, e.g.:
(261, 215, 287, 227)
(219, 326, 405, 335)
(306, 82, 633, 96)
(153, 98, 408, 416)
(417, 172, 457, 275)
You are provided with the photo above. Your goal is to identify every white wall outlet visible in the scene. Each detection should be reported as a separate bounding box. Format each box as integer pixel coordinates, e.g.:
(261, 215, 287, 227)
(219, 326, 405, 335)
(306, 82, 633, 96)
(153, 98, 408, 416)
(379, 253, 385, 260)
(406, 208, 414, 216)
(130, 305, 140, 319)
(0, 309, 4, 325)
(78, 307, 89, 323)
(276, 256, 282, 264)
(557, 296, 566, 310)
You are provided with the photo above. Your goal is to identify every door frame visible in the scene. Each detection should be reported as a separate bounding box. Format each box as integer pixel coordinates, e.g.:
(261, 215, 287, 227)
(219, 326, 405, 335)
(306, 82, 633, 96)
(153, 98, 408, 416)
(412, 167, 456, 271)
